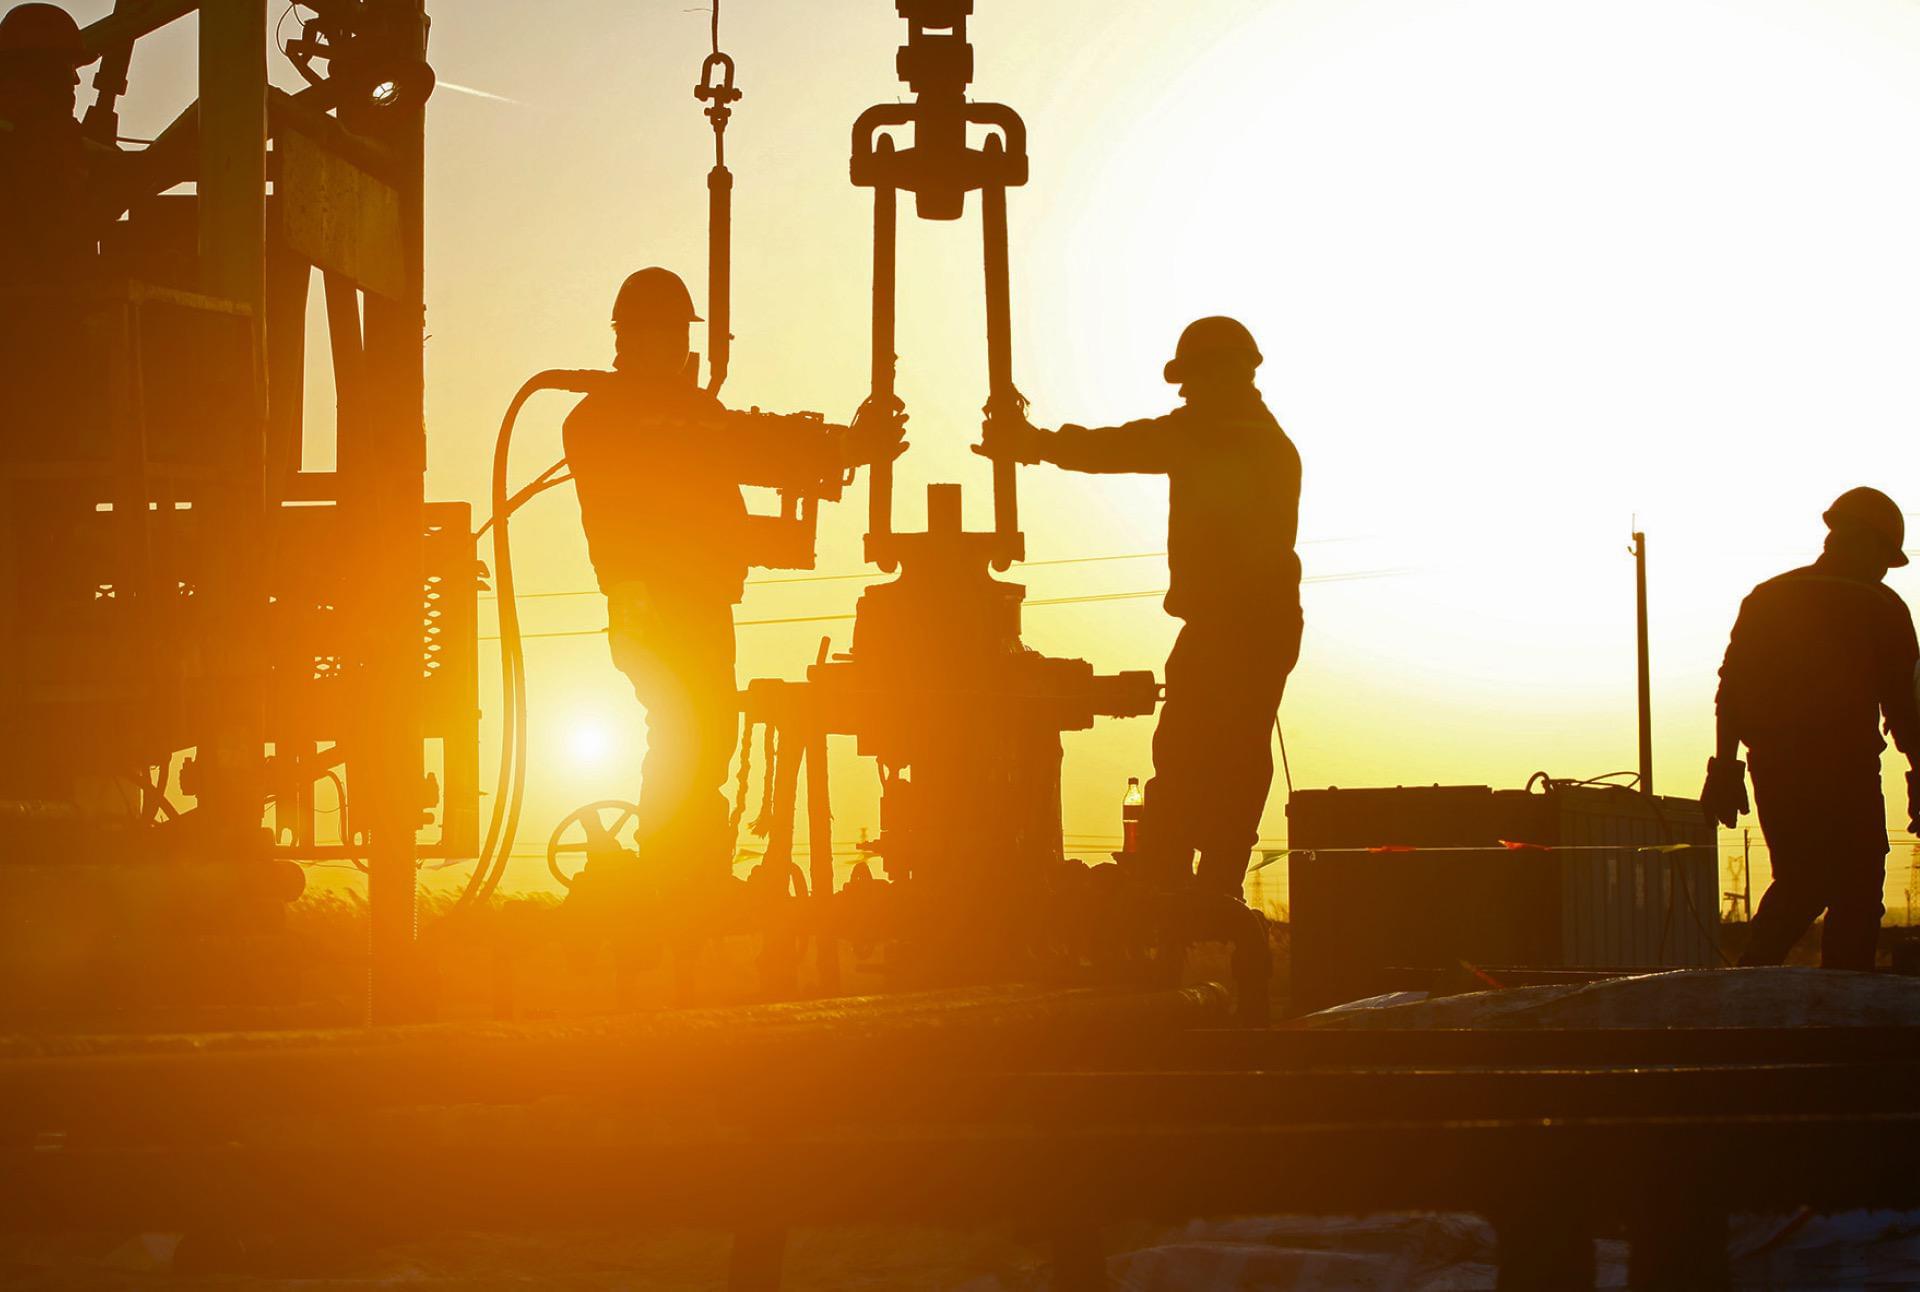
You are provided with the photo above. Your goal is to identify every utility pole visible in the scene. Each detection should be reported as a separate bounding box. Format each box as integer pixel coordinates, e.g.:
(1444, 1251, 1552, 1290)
(1632, 529, 1653, 795)
(1743, 828, 1752, 923)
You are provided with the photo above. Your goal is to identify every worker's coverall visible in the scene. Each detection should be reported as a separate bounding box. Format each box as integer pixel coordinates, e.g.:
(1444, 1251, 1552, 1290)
(0, 107, 93, 287)
(1045, 389, 1303, 896)
(563, 374, 751, 880)
(1, 102, 100, 465)
(1716, 559, 1920, 970)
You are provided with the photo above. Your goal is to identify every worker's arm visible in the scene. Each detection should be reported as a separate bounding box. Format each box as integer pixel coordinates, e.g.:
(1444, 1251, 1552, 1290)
(1713, 596, 1756, 763)
(1884, 595, 1920, 835)
(1702, 598, 1754, 827)
(976, 412, 1180, 475)
(1880, 593, 1920, 762)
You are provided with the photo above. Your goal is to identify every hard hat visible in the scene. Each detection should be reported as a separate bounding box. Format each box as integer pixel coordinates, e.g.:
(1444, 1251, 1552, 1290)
(611, 267, 701, 325)
(1164, 316, 1262, 384)
(0, 4, 86, 67)
(1824, 486, 1909, 568)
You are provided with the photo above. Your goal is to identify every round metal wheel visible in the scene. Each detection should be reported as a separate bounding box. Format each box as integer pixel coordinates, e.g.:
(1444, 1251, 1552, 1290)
(546, 799, 641, 889)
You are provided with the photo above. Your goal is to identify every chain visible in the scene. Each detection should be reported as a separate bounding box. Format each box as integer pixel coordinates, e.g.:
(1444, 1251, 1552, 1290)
(694, 0, 741, 167)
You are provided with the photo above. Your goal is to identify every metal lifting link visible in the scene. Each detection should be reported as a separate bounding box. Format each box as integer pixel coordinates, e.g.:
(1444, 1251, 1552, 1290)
(852, 0, 1029, 572)
(695, 3, 742, 395)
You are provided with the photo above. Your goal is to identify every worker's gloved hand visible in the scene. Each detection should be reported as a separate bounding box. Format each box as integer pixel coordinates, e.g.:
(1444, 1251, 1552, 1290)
(973, 416, 1048, 465)
(1699, 756, 1749, 829)
(1907, 767, 1920, 834)
(845, 397, 909, 467)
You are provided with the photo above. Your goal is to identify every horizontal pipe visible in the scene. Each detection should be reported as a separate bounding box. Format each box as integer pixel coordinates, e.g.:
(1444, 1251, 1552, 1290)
(1122, 1025, 1920, 1072)
(0, 985, 1231, 1130)
(78, 0, 196, 58)
(7, 1112, 1920, 1232)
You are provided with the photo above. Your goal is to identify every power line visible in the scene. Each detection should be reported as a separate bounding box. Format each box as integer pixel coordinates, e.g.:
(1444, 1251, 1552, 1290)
(496, 550, 1170, 600)
(486, 539, 1364, 601)
(480, 567, 1412, 641)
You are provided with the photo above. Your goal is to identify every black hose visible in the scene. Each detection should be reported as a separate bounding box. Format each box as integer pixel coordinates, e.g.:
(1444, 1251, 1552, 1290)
(454, 369, 611, 912)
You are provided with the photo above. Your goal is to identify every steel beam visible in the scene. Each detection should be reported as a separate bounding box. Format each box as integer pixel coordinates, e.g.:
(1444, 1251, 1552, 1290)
(192, 0, 270, 847)
(0, 986, 1232, 1131)
(78, 0, 197, 58)
(337, 1, 429, 1023)
(5, 1113, 1920, 1232)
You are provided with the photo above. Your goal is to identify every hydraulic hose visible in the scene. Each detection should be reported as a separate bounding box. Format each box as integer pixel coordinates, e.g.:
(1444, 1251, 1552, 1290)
(454, 369, 611, 911)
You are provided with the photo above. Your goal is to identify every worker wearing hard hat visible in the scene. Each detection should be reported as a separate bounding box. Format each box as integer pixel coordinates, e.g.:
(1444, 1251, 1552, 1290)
(564, 268, 900, 889)
(1703, 487, 1920, 970)
(0, 3, 94, 284)
(978, 316, 1302, 900)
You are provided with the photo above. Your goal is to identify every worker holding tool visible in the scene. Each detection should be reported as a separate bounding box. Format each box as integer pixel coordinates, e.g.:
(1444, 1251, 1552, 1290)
(564, 267, 902, 890)
(977, 316, 1301, 900)
(1702, 487, 1920, 970)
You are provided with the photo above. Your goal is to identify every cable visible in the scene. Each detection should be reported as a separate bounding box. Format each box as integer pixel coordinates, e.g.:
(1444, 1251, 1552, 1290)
(495, 550, 1173, 599)
(482, 568, 1414, 641)
(1646, 790, 1734, 966)
(488, 541, 1363, 601)
(273, 1, 305, 60)
(453, 369, 612, 914)
(474, 460, 571, 540)
(1275, 718, 1294, 797)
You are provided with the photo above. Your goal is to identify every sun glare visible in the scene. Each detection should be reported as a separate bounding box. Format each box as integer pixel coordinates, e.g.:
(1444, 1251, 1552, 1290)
(565, 719, 615, 767)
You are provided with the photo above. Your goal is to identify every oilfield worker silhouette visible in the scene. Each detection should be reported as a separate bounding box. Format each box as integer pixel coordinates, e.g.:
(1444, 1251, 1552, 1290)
(0, 3, 94, 285)
(1703, 487, 1920, 971)
(980, 317, 1302, 900)
(0, 2, 115, 467)
(564, 268, 898, 884)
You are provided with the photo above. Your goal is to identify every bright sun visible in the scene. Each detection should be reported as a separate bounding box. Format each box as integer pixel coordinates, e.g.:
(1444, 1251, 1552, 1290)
(566, 720, 614, 767)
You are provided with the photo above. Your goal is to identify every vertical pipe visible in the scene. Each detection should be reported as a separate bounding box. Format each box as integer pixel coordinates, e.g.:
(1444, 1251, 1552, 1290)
(197, 0, 266, 309)
(705, 162, 733, 395)
(1633, 530, 1653, 797)
(763, 726, 803, 885)
(1742, 827, 1752, 923)
(980, 141, 1017, 550)
(868, 165, 897, 567)
(806, 729, 839, 993)
(195, 0, 268, 842)
(344, 0, 429, 1023)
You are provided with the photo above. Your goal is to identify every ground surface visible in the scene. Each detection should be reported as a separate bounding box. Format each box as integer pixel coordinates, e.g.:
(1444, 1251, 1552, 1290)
(10, 1211, 1920, 1289)
(7, 906, 1919, 1288)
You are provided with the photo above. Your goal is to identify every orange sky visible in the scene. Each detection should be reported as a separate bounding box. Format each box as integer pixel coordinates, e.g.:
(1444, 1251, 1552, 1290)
(89, 0, 1920, 905)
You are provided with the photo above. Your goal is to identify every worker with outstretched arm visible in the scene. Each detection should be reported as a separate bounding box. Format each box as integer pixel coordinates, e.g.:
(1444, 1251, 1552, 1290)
(563, 267, 900, 892)
(978, 316, 1302, 900)
(1702, 487, 1920, 970)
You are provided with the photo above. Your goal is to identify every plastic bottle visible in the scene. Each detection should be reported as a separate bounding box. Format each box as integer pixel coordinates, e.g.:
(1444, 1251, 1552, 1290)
(1121, 776, 1144, 854)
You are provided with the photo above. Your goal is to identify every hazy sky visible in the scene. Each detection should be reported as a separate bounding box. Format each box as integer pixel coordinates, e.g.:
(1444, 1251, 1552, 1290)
(86, 0, 1920, 902)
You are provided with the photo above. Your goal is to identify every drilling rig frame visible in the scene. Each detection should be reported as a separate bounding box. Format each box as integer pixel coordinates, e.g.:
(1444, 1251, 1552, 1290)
(0, 0, 461, 1023)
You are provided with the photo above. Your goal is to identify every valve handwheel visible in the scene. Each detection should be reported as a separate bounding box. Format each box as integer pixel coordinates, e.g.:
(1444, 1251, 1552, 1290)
(546, 799, 641, 889)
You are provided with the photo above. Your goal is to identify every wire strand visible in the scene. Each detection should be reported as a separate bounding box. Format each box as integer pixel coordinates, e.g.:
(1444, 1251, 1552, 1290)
(480, 568, 1412, 641)
(487, 541, 1363, 600)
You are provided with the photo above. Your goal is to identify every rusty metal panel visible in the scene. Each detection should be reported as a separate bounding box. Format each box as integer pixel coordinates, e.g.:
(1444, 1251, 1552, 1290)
(277, 126, 404, 299)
